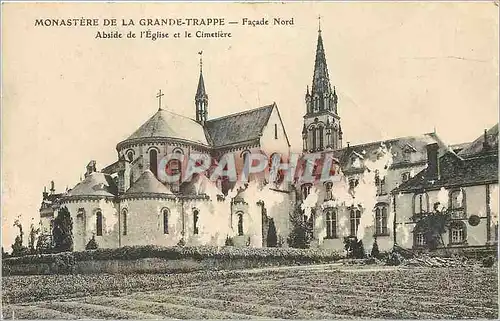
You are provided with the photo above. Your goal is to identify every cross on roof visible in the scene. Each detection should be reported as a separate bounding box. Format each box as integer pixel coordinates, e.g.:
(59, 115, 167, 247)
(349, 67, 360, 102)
(156, 89, 164, 110)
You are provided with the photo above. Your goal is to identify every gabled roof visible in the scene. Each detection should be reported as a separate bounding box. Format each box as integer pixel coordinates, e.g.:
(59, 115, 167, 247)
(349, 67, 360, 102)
(67, 172, 118, 198)
(458, 123, 499, 158)
(395, 126, 499, 193)
(204, 104, 275, 147)
(122, 109, 209, 146)
(125, 170, 172, 195)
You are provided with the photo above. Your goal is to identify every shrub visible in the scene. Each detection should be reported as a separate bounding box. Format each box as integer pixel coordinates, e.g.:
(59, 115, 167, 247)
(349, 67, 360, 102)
(85, 235, 98, 250)
(386, 251, 403, 266)
(53, 206, 73, 252)
(482, 256, 495, 268)
(224, 236, 234, 246)
(344, 237, 365, 259)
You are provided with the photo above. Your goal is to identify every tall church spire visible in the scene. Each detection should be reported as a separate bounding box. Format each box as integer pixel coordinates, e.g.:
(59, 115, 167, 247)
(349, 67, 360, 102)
(195, 51, 208, 125)
(311, 22, 333, 99)
(303, 18, 342, 153)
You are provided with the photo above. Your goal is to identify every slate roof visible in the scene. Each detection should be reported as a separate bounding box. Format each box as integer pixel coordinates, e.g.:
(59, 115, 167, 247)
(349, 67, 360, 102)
(123, 109, 209, 146)
(395, 126, 499, 193)
(204, 104, 275, 147)
(67, 172, 118, 197)
(125, 170, 172, 195)
(457, 123, 498, 158)
(327, 132, 448, 173)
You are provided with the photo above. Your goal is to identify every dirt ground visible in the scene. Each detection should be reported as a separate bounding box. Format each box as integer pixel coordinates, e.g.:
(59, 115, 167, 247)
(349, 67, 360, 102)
(2, 264, 498, 319)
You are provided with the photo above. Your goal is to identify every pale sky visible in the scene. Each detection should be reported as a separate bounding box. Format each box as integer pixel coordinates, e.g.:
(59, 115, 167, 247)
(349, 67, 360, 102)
(2, 2, 498, 249)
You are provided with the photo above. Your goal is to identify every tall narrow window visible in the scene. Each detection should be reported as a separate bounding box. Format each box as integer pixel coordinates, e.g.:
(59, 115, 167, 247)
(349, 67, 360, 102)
(237, 212, 244, 236)
(193, 209, 199, 235)
(375, 205, 388, 235)
(318, 126, 324, 149)
(324, 182, 333, 201)
(96, 210, 103, 236)
(312, 128, 317, 150)
(162, 208, 169, 234)
(350, 208, 361, 237)
(149, 149, 158, 177)
(242, 151, 250, 178)
(325, 209, 337, 239)
(301, 184, 312, 199)
(122, 209, 127, 236)
(274, 124, 278, 139)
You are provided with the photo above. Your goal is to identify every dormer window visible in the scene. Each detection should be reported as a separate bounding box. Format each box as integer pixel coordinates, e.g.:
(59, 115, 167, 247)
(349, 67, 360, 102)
(401, 172, 411, 182)
(301, 183, 312, 199)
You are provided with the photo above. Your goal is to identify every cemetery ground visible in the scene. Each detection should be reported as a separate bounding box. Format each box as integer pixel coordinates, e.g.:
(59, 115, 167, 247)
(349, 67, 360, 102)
(2, 264, 498, 319)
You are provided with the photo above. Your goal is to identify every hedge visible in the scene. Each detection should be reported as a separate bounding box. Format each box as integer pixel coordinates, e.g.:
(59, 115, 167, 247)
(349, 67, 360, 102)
(3, 245, 341, 266)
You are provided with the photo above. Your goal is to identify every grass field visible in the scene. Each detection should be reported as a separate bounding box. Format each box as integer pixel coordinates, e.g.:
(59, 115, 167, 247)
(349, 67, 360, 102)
(2, 265, 498, 319)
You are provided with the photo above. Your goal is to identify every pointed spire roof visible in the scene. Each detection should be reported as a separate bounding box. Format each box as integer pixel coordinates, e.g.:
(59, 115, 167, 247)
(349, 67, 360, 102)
(311, 27, 332, 96)
(196, 53, 208, 100)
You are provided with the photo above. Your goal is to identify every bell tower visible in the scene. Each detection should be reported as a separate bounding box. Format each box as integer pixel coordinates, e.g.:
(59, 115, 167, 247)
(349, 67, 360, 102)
(303, 18, 342, 152)
(195, 51, 208, 125)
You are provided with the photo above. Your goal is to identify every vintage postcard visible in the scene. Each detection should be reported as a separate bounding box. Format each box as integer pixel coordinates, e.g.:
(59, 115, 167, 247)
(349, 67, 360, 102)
(1, 1, 498, 320)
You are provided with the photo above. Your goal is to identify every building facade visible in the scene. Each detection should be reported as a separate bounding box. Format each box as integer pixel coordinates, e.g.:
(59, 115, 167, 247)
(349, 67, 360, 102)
(39, 24, 498, 254)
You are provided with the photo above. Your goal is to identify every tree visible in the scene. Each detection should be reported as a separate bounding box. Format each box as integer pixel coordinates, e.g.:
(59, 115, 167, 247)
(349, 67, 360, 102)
(28, 220, 41, 254)
(287, 206, 313, 248)
(11, 218, 29, 257)
(415, 203, 451, 251)
(371, 238, 380, 259)
(267, 218, 278, 247)
(53, 206, 74, 252)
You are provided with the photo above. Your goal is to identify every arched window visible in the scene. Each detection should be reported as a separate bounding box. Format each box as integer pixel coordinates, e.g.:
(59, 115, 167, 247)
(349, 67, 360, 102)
(241, 150, 251, 178)
(96, 210, 103, 236)
(325, 209, 337, 239)
(450, 189, 465, 210)
(122, 209, 128, 236)
(349, 208, 361, 237)
(449, 221, 466, 245)
(149, 148, 158, 177)
(318, 126, 324, 150)
(126, 150, 134, 162)
(413, 192, 429, 214)
(375, 204, 388, 236)
(237, 212, 244, 236)
(193, 209, 199, 235)
(312, 127, 317, 150)
(162, 208, 169, 234)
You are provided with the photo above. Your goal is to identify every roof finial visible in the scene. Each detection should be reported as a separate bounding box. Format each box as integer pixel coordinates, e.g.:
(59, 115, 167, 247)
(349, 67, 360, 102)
(318, 14, 322, 33)
(198, 50, 203, 73)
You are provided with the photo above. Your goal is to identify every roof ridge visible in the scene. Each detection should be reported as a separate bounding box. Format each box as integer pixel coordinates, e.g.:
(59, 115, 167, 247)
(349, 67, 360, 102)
(206, 104, 274, 122)
(342, 132, 438, 150)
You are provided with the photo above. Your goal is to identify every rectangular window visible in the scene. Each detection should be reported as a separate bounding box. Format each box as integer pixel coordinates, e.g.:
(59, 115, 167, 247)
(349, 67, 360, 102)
(325, 182, 333, 201)
(350, 209, 361, 237)
(193, 210, 199, 235)
(274, 124, 278, 139)
(416, 233, 426, 246)
(326, 210, 337, 239)
(96, 212, 103, 236)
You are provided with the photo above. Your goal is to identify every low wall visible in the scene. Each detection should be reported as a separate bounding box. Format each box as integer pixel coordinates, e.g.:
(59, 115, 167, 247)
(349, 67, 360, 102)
(3, 245, 341, 276)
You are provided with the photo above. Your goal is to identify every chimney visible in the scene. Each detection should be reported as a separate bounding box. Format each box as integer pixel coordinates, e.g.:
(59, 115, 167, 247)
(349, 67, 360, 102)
(43, 186, 48, 199)
(482, 129, 490, 151)
(50, 181, 55, 194)
(426, 143, 440, 179)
